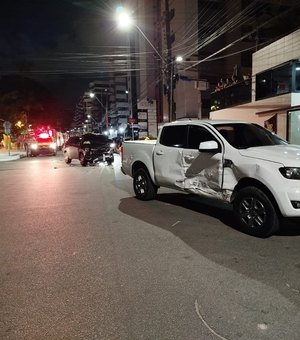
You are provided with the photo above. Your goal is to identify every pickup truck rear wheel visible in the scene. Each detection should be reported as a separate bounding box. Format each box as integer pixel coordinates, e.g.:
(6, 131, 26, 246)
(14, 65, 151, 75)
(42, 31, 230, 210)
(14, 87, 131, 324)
(233, 186, 279, 237)
(133, 168, 157, 201)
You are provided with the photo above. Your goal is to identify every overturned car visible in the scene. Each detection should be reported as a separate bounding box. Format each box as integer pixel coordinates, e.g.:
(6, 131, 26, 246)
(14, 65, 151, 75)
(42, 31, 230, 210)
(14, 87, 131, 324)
(63, 133, 115, 166)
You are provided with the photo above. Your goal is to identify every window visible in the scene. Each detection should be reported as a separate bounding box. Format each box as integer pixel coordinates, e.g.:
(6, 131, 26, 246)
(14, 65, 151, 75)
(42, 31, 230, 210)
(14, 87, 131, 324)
(288, 110, 300, 144)
(187, 125, 217, 149)
(66, 136, 80, 147)
(159, 125, 187, 148)
(256, 71, 272, 100)
(256, 62, 292, 100)
(215, 123, 287, 149)
(272, 64, 291, 94)
(295, 63, 300, 91)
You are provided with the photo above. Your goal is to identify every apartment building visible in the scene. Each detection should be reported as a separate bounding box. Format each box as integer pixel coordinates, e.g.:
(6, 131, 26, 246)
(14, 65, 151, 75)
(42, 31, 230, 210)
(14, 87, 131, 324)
(211, 29, 300, 143)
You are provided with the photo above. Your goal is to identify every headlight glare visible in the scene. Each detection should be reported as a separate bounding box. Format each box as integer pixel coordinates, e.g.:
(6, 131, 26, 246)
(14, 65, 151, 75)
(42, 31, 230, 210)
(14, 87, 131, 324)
(31, 143, 38, 150)
(279, 167, 300, 180)
(110, 143, 116, 149)
(50, 143, 56, 149)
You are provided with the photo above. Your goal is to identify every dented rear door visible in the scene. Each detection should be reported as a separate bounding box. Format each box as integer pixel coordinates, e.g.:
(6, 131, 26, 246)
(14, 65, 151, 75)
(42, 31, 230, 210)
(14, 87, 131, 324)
(153, 124, 225, 198)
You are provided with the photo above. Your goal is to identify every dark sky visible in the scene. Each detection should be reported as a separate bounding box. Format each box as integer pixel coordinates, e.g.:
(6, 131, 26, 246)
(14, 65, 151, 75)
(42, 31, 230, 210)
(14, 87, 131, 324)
(0, 0, 124, 113)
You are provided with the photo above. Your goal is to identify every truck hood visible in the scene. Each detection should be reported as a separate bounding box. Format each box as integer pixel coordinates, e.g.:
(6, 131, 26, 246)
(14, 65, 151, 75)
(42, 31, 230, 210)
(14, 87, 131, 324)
(238, 144, 300, 166)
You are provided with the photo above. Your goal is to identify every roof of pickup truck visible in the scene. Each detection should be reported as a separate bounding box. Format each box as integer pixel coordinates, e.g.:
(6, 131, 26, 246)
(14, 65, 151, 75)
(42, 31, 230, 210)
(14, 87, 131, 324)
(163, 119, 251, 126)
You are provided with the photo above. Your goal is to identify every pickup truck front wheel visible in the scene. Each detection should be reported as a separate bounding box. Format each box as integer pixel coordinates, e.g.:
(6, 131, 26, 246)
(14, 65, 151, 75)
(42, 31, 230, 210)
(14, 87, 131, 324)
(133, 168, 157, 201)
(233, 186, 279, 237)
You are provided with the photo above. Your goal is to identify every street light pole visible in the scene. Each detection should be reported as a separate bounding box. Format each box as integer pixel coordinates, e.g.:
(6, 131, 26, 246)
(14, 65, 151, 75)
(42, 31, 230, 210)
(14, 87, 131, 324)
(116, 6, 168, 127)
(105, 91, 109, 130)
(87, 115, 98, 132)
(89, 92, 111, 132)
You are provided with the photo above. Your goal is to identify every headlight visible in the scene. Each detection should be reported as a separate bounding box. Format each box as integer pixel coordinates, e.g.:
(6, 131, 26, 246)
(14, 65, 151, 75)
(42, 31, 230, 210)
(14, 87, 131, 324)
(110, 143, 116, 149)
(30, 143, 38, 150)
(279, 167, 300, 180)
(50, 143, 56, 149)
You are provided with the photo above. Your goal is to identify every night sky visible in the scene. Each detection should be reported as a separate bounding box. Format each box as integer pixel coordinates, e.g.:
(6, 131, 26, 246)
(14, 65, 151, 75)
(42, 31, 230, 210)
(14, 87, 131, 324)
(0, 0, 124, 122)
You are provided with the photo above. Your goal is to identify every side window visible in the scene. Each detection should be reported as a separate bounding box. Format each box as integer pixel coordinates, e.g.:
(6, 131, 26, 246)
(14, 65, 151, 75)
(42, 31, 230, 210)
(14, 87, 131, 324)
(159, 125, 187, 148)
(187, 125, 216, 149)
(67, 137, 80, 147)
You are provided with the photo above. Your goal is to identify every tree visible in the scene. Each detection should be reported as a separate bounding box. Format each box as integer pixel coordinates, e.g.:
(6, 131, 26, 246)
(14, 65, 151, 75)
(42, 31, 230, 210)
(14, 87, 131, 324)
(0, 75, 58, 137)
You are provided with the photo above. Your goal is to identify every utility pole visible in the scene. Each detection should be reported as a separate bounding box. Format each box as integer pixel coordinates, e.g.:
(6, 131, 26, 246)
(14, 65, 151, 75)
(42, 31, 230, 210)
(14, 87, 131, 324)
(129, 32, 138, 123)
(165, 0, 175, 121)
(105, 90, 110, 130)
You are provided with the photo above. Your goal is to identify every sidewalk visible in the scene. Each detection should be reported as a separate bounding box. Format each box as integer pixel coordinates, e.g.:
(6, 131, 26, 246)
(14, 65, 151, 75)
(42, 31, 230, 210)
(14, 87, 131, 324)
(0, 148, 26, 162)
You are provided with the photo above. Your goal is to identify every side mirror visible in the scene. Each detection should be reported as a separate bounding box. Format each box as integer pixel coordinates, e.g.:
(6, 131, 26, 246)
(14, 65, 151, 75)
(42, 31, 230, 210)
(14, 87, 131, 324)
(199, 140, 219, 152)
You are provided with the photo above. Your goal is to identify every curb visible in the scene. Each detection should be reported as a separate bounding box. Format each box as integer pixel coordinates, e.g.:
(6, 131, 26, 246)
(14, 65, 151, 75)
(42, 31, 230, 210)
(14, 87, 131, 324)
(0, 152, 26, 162)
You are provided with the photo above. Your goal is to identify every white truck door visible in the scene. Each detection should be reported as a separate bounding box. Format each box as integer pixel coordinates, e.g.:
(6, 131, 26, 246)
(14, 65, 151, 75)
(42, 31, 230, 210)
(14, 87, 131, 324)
(153, 125, 188, 188)
(182, 125, 223, 198)
(154, 124, 224, 198)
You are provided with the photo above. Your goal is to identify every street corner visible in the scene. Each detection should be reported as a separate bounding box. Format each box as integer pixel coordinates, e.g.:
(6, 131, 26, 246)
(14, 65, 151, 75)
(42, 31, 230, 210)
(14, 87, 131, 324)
(0, 150, 26, 161)
(0, 154, 20, 161)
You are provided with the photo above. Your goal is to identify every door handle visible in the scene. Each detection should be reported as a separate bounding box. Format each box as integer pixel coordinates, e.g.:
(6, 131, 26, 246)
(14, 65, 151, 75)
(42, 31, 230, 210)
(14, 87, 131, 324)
(156, 150, 164, 155)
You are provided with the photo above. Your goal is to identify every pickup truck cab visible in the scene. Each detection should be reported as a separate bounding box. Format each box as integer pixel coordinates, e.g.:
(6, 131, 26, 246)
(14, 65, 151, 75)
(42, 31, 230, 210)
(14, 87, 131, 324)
(121, 119, 300, 237)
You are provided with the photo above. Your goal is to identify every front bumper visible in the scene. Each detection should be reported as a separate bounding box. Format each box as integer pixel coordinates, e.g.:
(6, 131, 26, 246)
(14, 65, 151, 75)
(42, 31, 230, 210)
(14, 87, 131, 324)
(30, 146, 56, 155)
(275, 180, 300, 217)
(85, 149, 113, 163)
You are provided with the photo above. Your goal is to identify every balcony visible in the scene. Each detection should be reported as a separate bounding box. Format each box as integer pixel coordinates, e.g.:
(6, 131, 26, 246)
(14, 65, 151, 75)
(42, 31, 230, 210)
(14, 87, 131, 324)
(211, 80, 251, 111)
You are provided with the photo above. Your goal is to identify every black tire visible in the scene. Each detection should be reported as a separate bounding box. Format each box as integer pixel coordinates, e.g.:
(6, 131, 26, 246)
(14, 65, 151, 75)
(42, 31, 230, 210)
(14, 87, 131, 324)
(133, 168, 157, 201)
(25, 145, 30, 157)
(233, 186, 279, 237)
(64, 154, 72, 164)
(79, 153, 87, 167)
(107, 155, 114, 165)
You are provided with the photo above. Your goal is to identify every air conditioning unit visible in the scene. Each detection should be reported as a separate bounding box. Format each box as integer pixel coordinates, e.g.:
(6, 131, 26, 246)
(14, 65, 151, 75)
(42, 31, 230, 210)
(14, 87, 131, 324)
(194, 80, 209, 91)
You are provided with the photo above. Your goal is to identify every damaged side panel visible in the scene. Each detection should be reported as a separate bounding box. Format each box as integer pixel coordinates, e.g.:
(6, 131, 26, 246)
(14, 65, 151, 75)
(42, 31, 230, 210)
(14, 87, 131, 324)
(180, 149, 224, 199)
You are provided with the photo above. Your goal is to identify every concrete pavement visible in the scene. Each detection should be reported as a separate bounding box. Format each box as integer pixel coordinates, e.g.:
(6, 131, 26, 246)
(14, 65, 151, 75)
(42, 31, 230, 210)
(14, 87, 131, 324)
(0, 148, 26, 161)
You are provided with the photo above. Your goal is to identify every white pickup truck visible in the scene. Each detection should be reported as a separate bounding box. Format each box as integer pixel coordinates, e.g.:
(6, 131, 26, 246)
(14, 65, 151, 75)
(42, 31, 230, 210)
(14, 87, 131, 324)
(121, 120, 300, 237)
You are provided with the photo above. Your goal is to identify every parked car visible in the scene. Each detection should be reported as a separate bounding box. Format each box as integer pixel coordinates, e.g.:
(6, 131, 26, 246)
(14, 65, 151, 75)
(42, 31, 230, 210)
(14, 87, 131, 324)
(121, 119, 300, 237)
(24, 135, 57, 157)
(63, 133, 115, 166)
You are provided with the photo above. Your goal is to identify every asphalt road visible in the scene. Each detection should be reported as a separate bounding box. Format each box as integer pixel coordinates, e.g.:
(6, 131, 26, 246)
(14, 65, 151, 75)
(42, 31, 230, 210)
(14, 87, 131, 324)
(0, 152, 299, 340)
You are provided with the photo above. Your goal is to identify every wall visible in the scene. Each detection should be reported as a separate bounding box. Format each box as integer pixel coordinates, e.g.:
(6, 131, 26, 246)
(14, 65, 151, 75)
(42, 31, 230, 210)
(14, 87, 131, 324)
(210, 29, 300, 140)
(252, 29, 300, 75)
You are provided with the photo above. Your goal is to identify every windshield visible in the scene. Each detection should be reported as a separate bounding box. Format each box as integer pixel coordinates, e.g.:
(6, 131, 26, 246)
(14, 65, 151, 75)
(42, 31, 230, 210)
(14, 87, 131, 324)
(81, 134, 109, 145)
(214, 123, 288, 149)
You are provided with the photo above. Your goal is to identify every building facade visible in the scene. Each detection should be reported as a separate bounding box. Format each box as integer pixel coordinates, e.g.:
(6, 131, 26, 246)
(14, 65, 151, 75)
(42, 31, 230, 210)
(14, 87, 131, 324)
(210, 29, 300, 143)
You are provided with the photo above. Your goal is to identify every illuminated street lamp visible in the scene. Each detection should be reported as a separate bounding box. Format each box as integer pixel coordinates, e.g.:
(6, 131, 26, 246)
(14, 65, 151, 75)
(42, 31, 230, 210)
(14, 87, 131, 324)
(115, 7, 165, 63)
(115, 6, 177, 123)
(115, 7, 169, 125)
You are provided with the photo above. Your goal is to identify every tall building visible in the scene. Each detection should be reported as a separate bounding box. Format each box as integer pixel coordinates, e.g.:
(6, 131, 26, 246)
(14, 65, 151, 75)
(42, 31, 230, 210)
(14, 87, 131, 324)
(124, 0, 300, 128)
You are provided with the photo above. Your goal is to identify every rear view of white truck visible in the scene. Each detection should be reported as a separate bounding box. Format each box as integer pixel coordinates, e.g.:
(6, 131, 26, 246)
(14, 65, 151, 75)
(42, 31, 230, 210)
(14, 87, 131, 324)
(121, 120, 300, 237)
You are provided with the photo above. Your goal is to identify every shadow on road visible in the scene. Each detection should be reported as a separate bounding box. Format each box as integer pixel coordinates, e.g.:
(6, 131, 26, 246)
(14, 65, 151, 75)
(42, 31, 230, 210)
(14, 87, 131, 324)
(118, 193, 300, 307)
(120, 192, 300, 237)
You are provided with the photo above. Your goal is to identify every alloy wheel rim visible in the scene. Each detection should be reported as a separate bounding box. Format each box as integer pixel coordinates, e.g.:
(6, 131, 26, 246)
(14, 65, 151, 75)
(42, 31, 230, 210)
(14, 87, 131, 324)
(136, 174, 147, 195)
(239, 197, 266, 228)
